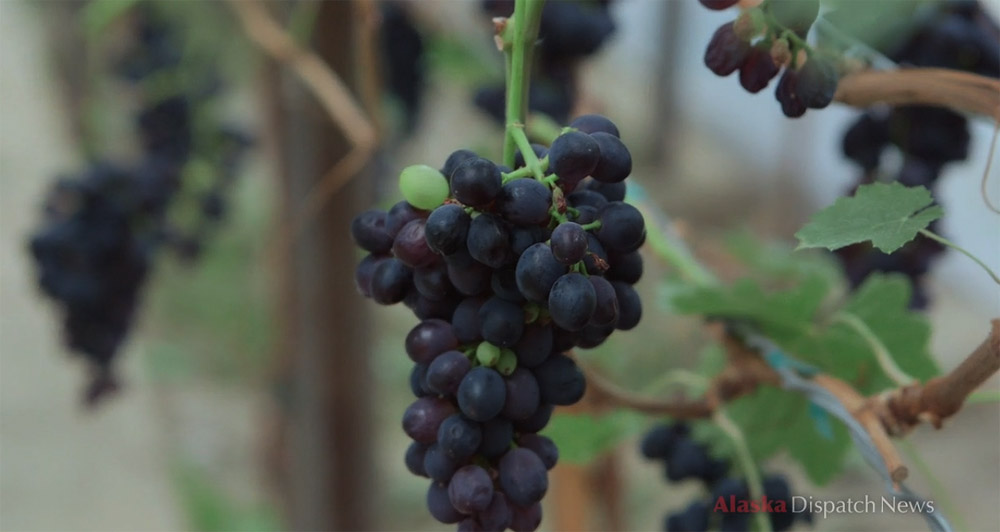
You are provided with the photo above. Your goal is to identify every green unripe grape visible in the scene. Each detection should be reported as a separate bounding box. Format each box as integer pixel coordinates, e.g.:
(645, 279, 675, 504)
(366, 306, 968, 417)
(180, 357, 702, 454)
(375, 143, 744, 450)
(476, 342, 501, 367)
(496, 348, 517, 376)
(399, 164, 449, 210)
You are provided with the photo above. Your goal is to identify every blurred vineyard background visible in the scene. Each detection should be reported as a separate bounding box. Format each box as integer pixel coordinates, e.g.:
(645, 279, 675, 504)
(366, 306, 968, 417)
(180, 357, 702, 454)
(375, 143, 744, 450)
(1, 1, 998, 531)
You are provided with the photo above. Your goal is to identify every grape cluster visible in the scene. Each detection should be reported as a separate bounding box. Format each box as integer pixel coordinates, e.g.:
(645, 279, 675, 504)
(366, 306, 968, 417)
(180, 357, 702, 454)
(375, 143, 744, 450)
(641, 423, 810, 532)
(833, 1, 999, 308)
(27, 5, 250, 403)
(701, 0, 840, 118)
(476, 1, 617, 124)
(351, 114, 644, 531)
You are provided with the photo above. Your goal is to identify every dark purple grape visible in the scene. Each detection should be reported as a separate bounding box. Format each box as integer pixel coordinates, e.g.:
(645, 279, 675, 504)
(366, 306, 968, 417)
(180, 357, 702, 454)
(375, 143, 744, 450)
(510, 225, 549, 256)
(517, 434, 558, 470)
(424, 443, 460, 482)
(666, 438, 712, 481)
(385, 200, 425, 238)
(412, 293, 462, 321)
(468, 214, 514, 269)
(566, 189, 608, 210)
(550, 222, 588, 265)
(370, 258, 412, 304)
(350, 209, 393, 253)
(699, 0, 739, 10)
(704, 23, 750, 76)
(499, 179, 552, 226)
(501, 368, 541, 421)
(572, 205, 599, 225)
(458, 518, 482, 532)
(579, 178, 626, 202)
(491, 267, 525, 303)
(796, 55, 839, 108)
(438, 414, 483, 460)
(590, 132, 632, 183)
(509, 502, 542, 532)
(532, 353, 586, 406)
(457, 366, 507, 422)
(665, 501, 710, 532)
(428, 481, 464, 524)
(587, 275, 619, 327)
(512, 403, 554, 433)
(405, 319, 458, 364)
(842, 113, 889, 171)
(405, 441, 429, 477)
(775, 69, 807, 118)
(414, 263, 454, 301)
(499, 448, 549, 506)
(426, 350, 472, 395)
(548, 273, 597, 331)
(513, 324, 553, 368)
(448, 465, 495, 514)
(576, 323, 614, 349)
(452, 296, 487, 343)
(451, 157, 502, 207)
(639, 423, 688, 459)
(548, 131, 600, 187)
(354, 254, 385, 298)
(478, 417, 514, 459)
(611, 281, 642, 330)
(606, 250, 642, 284)
(739, 44, 780, 93)
(596, 202, 646, 253)
(410, 363, 431, 397)
(582, 233, 609, 274)
(426, 204, 471, 256)
(569, 114, 619, 137)
(478, 297, 525, 347)
(446, 249, 493, 296)
(515, 243, 567, 303)
(477, 492, 513, 531)
(402, 396, 456, 444)
(393, 218, 436, 268)
(443, 149, 479, 180)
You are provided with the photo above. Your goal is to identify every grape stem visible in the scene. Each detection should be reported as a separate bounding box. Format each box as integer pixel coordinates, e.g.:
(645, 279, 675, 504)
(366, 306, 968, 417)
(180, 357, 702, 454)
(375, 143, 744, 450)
(502, 0, 546, 168)
(510, 126, 547, 180)
(580, 220, 602, 231)
(713, 409, 773, 532)
(917, 228, 1000, 286)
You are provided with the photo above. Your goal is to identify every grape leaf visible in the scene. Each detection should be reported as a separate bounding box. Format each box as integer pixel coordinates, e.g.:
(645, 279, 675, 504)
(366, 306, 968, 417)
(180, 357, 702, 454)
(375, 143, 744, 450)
(543, 411, 644, 464)
(796, 183, 942, 254)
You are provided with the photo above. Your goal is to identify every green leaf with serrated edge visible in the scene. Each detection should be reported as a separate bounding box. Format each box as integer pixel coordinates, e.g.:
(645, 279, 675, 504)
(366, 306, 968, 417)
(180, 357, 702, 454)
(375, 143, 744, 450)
(543, 411, 644, 464)
(83, 0, 140, 36)
(796, 182, 943, 254)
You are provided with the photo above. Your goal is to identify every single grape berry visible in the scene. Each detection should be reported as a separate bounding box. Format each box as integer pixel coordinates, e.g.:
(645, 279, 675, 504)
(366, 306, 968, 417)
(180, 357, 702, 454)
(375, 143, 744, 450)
(402, 396, 456, 444)
(405, 319, 458, 364)
(739, 44, 780, 93)
(427, 481, 464, 524)
(699, 0, 739, 10)
(704, 23, 751, 77)
(515, 243, 567, 303)
(590, 132, 632, 183)
(399, 164, 450, 210)
(587, 275, 619, 327)
(517, 434, 559, 470)
(426, 350, 471, 395)
(451, 157, 502, 207)
(467, 213, 514, 269)
(501, 367, 541, 421)
(499, 178, 552, 226)
(405, 441, 428, 477)
(796, 55, 839, 109)
(611, 281, 642, 330)
(370, 258, 412, 304)
(478, 297, 525, 347)
(350, 210, 393, 254)
(514, 144, 549, 169)
(775, 69, 807, 118)
(550, 222, 588, 265)
(438, 414, 483, 460)
(442, 149, 478, 180)
(393, 218, 437, 268)
(569, 114, 620, 137)
(499, 448, 549, 507)
(596, 202, 646, 253)
(425, 204, 471, 256)
(457, 366, 507, 422)
(385, 200, 425, 238)
(548, 131, 600, 187)
(532, 353, 586, 406)
(548, 273, 597, 331)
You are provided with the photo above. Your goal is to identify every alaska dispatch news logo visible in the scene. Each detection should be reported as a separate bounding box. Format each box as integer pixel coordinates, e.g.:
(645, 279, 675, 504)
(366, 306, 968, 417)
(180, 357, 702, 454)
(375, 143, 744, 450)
(713, 494, 936, 520)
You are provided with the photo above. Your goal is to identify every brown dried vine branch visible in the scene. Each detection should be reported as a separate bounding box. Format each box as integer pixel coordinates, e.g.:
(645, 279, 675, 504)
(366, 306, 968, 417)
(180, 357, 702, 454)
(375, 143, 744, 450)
(578, 319, 1000, 482)
(834, 68, 1000, 122)
(226, 0, 378, 233)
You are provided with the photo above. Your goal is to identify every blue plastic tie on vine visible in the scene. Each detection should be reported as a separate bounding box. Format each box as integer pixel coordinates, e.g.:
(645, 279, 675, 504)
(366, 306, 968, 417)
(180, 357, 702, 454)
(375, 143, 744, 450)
(807, 402, 835, 441)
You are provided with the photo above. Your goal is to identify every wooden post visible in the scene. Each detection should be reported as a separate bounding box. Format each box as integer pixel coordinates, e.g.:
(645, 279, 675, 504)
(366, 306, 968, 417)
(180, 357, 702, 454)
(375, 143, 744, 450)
(267, 2, 377, 529)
